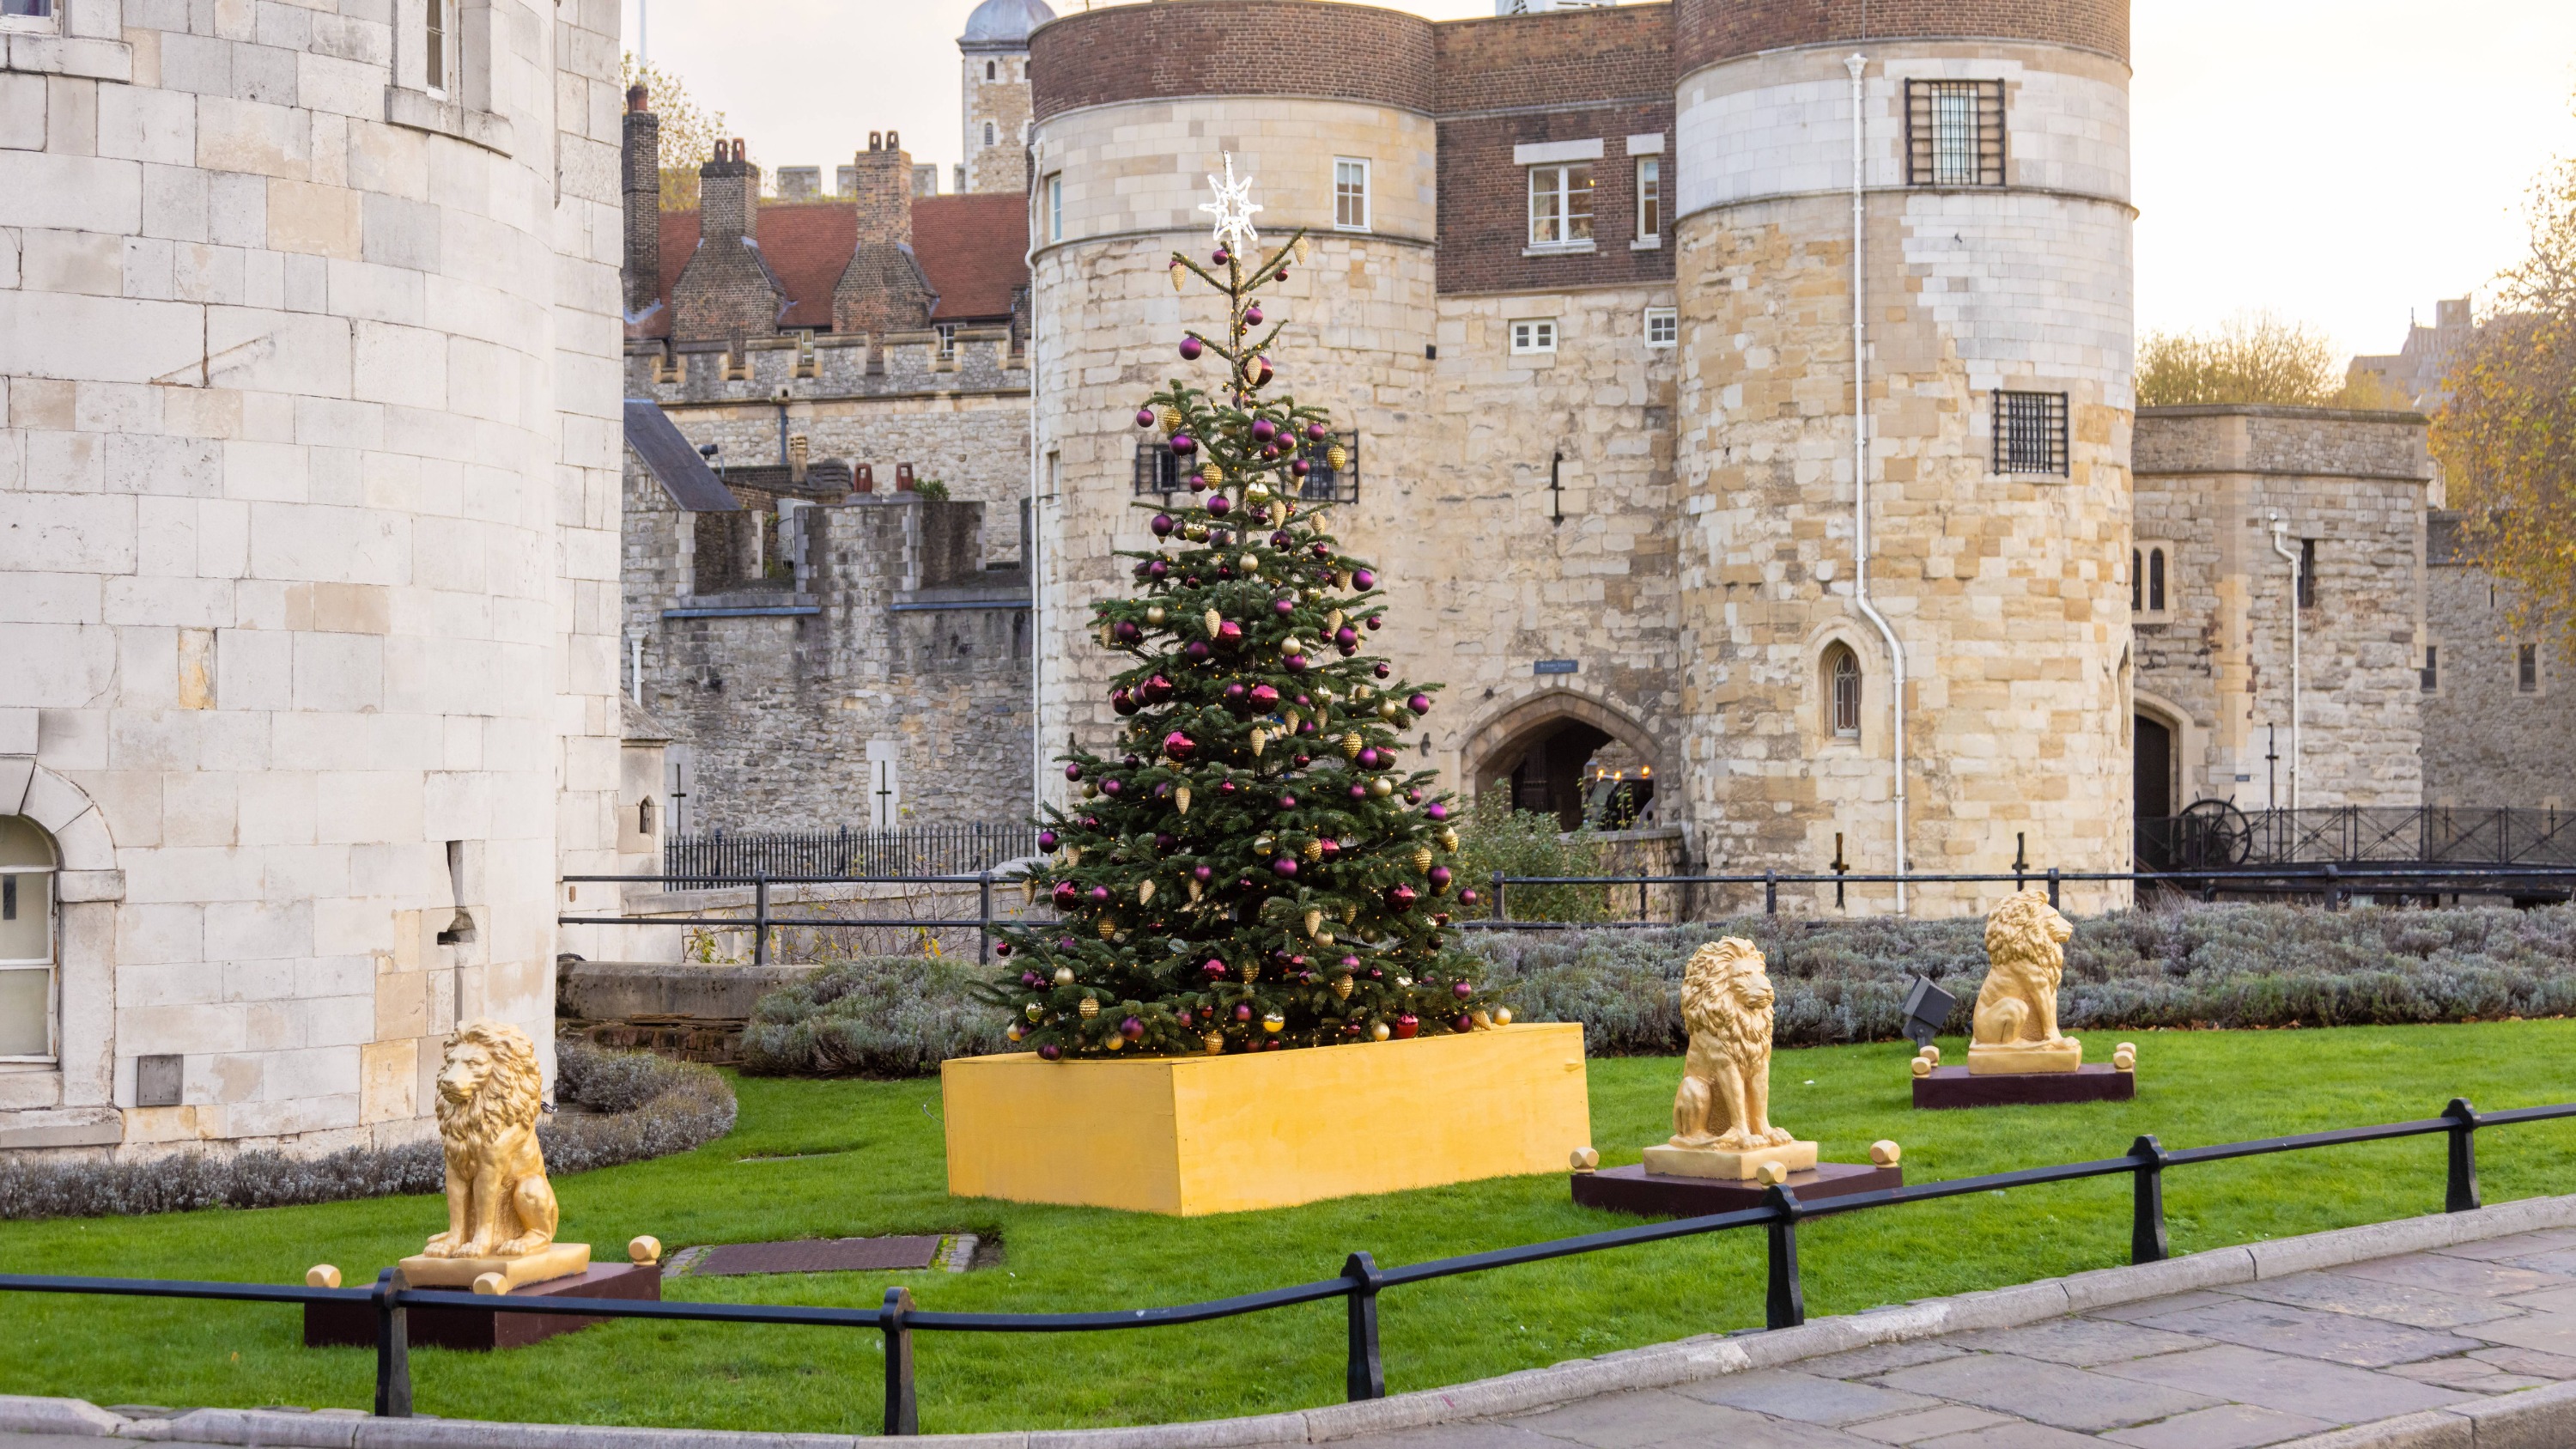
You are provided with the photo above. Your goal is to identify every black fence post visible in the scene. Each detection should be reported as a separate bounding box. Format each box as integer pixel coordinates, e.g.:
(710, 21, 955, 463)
(1765, 870, 1777, 916)
(1491, 872, 1505, 922)
(1763, 1184, 1805, 1330)
(753, 872, 771, 967)
(882, 1286, 918, 1435)
(977, 872, 994, 963)
(2129, 1135, 2169, 1264)
(371, 1268, 412, 1418)
(2445, 1098, 2482, 1214)
(1639, 868, 1649, 924)
(2044, 867, 2061, 910)
(1343, 1251, 1387, 1401)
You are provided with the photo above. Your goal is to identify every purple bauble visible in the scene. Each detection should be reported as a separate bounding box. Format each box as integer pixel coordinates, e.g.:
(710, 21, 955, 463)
(1408, 693, 1432, 715)
(1249, 684, 1279, 709)
(1429, 866, 1453, 889)
(1272, 531, 1292, 547)
(1358, 748, 1381, 769)
(1366, 617, 1382, 631)
(1115, 621, 1142, 644)
(1348, 784, 1367, 801)
(1059, 935, 1079, 950)
(1279, 792, 1298, 808)
(1184, 640, 1212, 662)
(1387, 885, 1418, 913)
(1208, 495, 1232, 516)
(1218, 620, 1244, 646)
(1155, 832, 1176, 850)
(1425, 802, 1449, 822)
(1244, 305, 1264, 326)
(1273, 598, 1295, 616)
(1135, 408, 1155, 428)
(1307, 423, 1327, 441)
(1373, 661, 1392, 679)
(1021, 971, 1040, 988)
(1224, 682, 1249, 709)
(1453, 1014, 1474, 1034)
(1291, 460, 1311, 478)
(1121, 1016, 1144, 1041)
(1144, 673, 1175, 702)
(1039, 1042, 1062, 1061)
(1188, 472, 1207, 492)
(1337, 627, 1358, 648)
(1170, 433, 1196, 455)
(1353, 569, 1376, 589)
(1053, 882, 1078, 909)
(1405, 788, 1422, 804)
(1180, 337, 1203, 361)
(1284, 654, 1308, 673)
(1251, 418, 1276, 443)
(1194, 864, 1213, 881)
(1235, 1002, 1254, 1021)
(1100, 777, 1123, 797)
(1273, 857, 1298, 877)
(1148, 559, 1169, 580)
(1064, 763, 1084, 782)
(1204, 958, 1226, 977)
(1089, 886, 1111, 904)
(1151, 513, 1175, 537)
(1037, 830, 1060, 850)
(1457, 889, 1477, 906)
(1212, 248, 1230, 265)
(1253, 356, 1274, 386)
(1163, 730, 1196, 760)
(1111, 688, 1138, 715)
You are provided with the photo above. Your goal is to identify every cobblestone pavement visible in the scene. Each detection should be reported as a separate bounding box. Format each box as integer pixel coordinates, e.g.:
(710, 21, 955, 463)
(1340, 1227, 2576, 1449)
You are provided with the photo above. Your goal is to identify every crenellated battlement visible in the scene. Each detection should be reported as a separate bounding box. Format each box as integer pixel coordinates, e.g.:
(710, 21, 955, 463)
(625, 328, 1027, 405)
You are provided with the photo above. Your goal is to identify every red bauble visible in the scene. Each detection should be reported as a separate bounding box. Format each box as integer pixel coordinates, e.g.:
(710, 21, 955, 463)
(1395, 1014, 1420, 1039)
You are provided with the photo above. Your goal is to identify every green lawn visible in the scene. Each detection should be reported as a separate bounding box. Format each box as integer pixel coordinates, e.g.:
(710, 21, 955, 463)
(5, 1022, 2576, 1435)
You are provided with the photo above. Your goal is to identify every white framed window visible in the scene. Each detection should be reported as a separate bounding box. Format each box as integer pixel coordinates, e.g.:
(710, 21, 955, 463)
(1510, 319, 1558, 356)
(1046, 173, 1062, 243)
(1644, 307, 1677, 348)
(936, 323, 957, 359)
(1334, 157, 1370, 232)
(1528, 163, 1594, 249)
(0, 817, 58, 1063)
(1635, 155, 1662, 244)
(0, 0, 57, 27)
(423, 0, 450, 94)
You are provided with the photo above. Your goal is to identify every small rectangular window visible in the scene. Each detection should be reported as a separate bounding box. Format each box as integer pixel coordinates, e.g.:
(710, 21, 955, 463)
(1046, 174, 1062, 243)
(2421, 645, 2439, 693)
(1635, 155, 1662, 242)
(2148, 546, 2166, 612)
(1528, 164, 1594, 248)
(1906, 79, 2004, 186)
(1643, 307, 1677, 348)
(1334, 158, 1370, 232)
(1, 0, 56, 16)
(2520, 642, 2542, 695)
(1510, 319, 1558, 355)
(1131, 441, 1183, 496)
(2299, 538, 2318, 609)
(1300, 435, 1360, 505)
(1991, 391, 2068, 476)
(424, 0, 447, 94)
(936, 323, 957, 359)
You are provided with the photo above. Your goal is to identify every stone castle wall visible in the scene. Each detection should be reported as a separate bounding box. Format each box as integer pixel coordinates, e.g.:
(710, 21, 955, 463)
(963, 47, 1032, 195)
(0, 0, 623, 1151)
(2131, 407, 2430, 812)
(2423, 514, 2576, 811)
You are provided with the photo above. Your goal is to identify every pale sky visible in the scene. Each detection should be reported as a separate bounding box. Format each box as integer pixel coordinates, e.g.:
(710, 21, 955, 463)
(623, 0, 2576, 362)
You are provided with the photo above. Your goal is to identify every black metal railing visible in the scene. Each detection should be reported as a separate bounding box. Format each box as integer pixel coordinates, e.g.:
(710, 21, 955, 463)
(562, 872, 1030, 966)
(2137, 807, 2576, 873)
(1467, 861, 2576, 928)
(5, 1096, 2569, 1435)
(663, 825, 1037, 884)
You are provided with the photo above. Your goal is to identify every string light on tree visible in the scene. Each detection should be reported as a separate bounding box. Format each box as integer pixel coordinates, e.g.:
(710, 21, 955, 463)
(996, 158, 1493, 1059)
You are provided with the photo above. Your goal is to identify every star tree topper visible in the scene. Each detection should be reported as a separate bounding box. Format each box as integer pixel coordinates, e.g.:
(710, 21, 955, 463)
(1198, 153, 1263, 256)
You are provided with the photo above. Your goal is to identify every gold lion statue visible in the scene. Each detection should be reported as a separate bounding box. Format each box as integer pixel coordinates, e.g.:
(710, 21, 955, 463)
(1967, 890, 2081, 1074)
(421, 1020, 561, 1259)
(1670, 938, 1796, 1152)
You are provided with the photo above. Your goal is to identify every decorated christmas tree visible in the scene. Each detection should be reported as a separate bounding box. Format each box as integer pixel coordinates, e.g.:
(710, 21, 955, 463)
(994, 161, 1503, 1060)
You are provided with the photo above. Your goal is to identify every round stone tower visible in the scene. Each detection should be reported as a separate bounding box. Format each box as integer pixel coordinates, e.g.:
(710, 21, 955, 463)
(960, 0, 1054, 195)
(1668, 0, 2136, 910)
(1026, 0, 1440, 800)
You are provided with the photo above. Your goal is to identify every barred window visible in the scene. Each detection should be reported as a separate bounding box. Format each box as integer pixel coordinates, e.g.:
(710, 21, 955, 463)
(1300, 435, 1360, 505)
(1131, 441, 1185, 496)
(1992, 391, 2068, 476)
(1906, 79, 2004, 187)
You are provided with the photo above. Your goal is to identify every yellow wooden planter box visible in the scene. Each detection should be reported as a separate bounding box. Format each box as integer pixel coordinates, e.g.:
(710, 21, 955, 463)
(941, 1023, 1591, 1216)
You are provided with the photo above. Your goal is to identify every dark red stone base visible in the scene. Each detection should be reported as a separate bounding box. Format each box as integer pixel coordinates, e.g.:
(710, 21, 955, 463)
(303, 1262, 662, 1351)
(1913, 1062, 2136, 1111)
(1571, 1161, 1902, 1218)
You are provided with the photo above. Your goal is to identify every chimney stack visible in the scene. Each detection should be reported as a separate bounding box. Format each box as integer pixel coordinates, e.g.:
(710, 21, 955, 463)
(622, 85, 661, 318)
(848, 129, 914, 249)
(701, 137, 758, 243)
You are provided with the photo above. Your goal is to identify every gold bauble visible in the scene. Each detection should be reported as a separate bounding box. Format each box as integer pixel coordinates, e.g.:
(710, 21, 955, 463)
(1064, 845, 1080, 865)
(1370, 1022, 1391, 1042)
(1170, 261, 1187, 292)
(1254, 834, 1275, 854)
(1471, 1009, 1492, 1031)
(1103, 1033, 1124, 1050)
(1303, 837, 1324, 861)
(1025, 1003, 1044, 1022)
(1237, 552, 1258, 573)
(1158, 405, 1183, 434)
(1239, 961, 1260, 983)
(1204, 608, 1223, 637)
(1138, 880, 1154, 905)
(1096, 918, 1117, 940)
(1249, 727, 1268, 757)
(1082, 782, 1099, 799)
(1187, 879, 1202, 902)
(1326, 610, 1345, 634)
(1304, 909, 1323, 938)
(1247, 481, 1271, 501)
(1379, 701, 1404, 721)
(1341, 732, 1364, 759)
(1053, 966, 1075, 987)
(1326, 442, 1349, 471)
(1413, 846, 1434, 873)
(1335, 569, 1352, 590)
(1006, 1022, 1024, 1042)
(1146, 606, 1166, 626)
(1332, 975, 1353, 1001)
(1185, 523, 1209, 541)
(1280, 637, 1304, 657)
(1261, 1013, 1285, 1034)
(1204, 462, 1226, 485)
(1176, 785, 1192, 814)
(1493, 1008, 1515, 1026)
(1342, 904, 1358, 923)
(1369, 776, 1394, 797)
(1439, 828, 1460, 852)
(1204, 1031, 1225, 1056)
(1078, 996, 1100, 1020)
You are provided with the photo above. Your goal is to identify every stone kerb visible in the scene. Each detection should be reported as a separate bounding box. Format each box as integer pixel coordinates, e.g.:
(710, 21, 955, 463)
(14, 1194, 2576, 1449)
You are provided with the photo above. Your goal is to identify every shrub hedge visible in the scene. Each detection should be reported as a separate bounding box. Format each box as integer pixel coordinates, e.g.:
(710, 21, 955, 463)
(0, 1041, 736, 1221)
(734, 904, 2576, 1075)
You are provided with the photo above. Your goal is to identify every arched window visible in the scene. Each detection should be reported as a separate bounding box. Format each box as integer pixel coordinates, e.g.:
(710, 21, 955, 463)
(2148, 546, 2166, 613)
(1826, 645, 1862, 740)
(983, 121, 997, 149)
(0, 817, 58, 1062)
(2131, 548, 2142, 612)
(985, 60, 996, 81)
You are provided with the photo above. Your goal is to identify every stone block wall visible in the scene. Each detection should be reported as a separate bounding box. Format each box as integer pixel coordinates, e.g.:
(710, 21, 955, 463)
(2131, 406, 2430, 812)
(0, 0, 623, 1152)
(2422, 514, 2576, 810)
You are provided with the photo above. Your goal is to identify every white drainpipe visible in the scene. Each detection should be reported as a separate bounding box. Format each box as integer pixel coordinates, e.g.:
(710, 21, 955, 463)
(2269, 515, 2301, 809)
(1847, 52, 1909, 914)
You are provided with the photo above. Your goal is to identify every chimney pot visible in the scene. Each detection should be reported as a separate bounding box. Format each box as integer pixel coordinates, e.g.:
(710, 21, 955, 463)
(627, 83, 647, 112)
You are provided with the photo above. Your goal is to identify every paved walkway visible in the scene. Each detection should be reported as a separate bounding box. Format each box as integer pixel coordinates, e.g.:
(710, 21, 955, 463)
(1342, 1227, 2576, 1449)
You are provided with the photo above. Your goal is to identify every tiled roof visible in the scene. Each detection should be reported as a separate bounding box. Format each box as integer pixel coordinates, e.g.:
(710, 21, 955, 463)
(635, 195, 1026, 340)
(914, 194, 1029, 323)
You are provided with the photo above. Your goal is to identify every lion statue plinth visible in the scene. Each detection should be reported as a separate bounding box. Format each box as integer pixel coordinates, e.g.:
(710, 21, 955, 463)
(396, 1020, 592, 1291)
(1640, 938, 1818, 1182)
(1966, 890, 2082, 1075)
